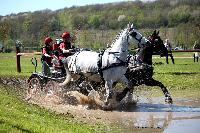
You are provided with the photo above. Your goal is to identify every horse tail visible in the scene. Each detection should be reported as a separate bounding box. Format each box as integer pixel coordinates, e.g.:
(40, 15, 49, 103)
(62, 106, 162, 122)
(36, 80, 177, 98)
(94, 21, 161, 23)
(59, 61, 71, 86)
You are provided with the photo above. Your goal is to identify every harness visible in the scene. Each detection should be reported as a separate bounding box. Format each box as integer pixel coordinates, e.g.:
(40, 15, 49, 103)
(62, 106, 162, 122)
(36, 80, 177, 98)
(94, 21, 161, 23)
(68, 51, 81, 73)
(135, 36, 143, 44)
(97, 50, 128, 81)
(97, 50, 104, 81)
(97, 34, 130, 80)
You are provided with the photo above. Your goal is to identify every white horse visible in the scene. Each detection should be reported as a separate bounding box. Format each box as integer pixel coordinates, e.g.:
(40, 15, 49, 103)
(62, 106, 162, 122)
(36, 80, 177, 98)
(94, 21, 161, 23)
(60, 23, 150, 108)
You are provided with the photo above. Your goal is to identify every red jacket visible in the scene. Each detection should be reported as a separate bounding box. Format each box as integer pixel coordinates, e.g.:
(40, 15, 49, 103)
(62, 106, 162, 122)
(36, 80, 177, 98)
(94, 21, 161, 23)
(59, 42, 75, 60)
(41, 45, 53, 64)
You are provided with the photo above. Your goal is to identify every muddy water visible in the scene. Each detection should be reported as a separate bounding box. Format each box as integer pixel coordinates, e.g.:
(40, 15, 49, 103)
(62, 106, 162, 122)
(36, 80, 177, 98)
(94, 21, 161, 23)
(113, 90, 200, 133)
(35, 89, 200, 133)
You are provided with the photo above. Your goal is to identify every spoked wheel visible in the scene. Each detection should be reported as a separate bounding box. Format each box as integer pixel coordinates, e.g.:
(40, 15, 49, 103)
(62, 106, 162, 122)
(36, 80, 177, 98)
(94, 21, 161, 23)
(26, 77, 42, 100)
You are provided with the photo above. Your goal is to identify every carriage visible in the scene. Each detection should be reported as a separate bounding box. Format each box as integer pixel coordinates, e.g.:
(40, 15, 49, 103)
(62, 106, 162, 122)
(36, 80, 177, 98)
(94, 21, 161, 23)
(26, 53, 99, 100)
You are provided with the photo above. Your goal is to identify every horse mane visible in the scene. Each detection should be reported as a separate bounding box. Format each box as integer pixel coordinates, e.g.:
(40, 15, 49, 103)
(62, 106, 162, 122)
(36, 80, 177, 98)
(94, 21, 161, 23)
(109, 28, 128, 48)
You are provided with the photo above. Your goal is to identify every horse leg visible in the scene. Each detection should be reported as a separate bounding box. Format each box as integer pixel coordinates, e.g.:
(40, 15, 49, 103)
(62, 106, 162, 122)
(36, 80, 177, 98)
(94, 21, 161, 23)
(104, 80, 113, 104)
(144, 78, 173, 104)
(59, 63, 72, 86)
(116, 75, 132, 102)
(116, 87, 130, 102)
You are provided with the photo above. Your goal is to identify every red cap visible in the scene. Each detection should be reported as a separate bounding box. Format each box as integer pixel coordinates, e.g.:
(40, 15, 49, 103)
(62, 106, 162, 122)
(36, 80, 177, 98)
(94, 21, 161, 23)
(61, 32, 70, 39)
(44, 37, 53, 45)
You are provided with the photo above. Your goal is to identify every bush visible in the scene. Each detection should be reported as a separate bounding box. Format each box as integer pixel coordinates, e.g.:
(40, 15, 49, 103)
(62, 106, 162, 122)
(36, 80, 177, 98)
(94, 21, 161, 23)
(4, 48, 13, 53)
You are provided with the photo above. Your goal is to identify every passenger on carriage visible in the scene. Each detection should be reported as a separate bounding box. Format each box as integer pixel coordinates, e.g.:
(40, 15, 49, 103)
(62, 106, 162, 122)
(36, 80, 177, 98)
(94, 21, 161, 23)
(59, 31, 76, 63)
(51, 39, 63, 72)
(41, 36, 53, 76)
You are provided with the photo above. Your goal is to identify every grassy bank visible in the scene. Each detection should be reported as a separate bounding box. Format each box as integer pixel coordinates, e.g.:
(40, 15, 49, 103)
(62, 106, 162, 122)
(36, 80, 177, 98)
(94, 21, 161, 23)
(0, 53, 41, 77)
(1, 52, 199, 90)
(0, 85, 110, 133)
(153, 55, 200, 90)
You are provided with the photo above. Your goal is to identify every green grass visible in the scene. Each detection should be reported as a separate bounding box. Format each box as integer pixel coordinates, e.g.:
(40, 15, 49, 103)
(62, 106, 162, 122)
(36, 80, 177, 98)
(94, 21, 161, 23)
(0, 53, 42, 76)
(0, 52, 200, 90)
(0, 85, 111, 133)
(152, 55, 200, 90)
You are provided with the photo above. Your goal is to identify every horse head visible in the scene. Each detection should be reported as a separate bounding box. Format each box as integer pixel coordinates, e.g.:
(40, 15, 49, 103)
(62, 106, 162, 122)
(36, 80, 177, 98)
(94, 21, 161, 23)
(131, 30, 167, 65)
(107, 23, 142, 61)
(128, 23, 150, 48)
(149, 30, 168, 57)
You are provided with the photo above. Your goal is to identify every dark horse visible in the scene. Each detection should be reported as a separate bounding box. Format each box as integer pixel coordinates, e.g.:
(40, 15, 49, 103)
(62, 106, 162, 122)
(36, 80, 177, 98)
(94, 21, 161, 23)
(116, 30, 173, 104)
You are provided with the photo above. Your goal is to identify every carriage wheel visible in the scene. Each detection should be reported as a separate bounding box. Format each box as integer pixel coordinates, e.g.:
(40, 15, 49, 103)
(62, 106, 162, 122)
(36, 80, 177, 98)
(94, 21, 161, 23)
(26, 77, 42, 100)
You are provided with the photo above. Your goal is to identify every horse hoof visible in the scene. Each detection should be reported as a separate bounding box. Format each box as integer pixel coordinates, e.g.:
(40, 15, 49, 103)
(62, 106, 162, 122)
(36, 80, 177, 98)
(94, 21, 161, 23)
(165, 97, 173, 104)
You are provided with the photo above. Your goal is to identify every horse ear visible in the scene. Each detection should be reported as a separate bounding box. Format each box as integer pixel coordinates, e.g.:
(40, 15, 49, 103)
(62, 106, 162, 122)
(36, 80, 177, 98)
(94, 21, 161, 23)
(157, 30, 159, 35)
(131, 23, 134, 28)
(153, 30, 156, 36)
(127, 22, 133, 29)
(127, 22, 131, 28)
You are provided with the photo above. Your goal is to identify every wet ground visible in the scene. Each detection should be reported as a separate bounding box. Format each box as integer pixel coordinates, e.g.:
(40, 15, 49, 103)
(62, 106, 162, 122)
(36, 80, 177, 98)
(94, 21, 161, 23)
(33, 89, 200, 133)
(115, 97, 200, 133)
(114, 90, 200, 133)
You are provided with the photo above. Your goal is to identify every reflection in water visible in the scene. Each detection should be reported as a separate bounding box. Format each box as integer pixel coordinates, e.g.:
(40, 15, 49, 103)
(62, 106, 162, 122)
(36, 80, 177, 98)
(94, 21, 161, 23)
(117, 111, 200, 133)
(117, 112, 173, 132)
(115, 95, 200, 132)
(164, 119, 200, 133)
(134, 103, 200, 112)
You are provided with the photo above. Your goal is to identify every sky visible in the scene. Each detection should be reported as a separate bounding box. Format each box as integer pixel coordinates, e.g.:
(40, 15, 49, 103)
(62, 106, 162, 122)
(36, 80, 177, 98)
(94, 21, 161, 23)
(0, 0, 153, 16)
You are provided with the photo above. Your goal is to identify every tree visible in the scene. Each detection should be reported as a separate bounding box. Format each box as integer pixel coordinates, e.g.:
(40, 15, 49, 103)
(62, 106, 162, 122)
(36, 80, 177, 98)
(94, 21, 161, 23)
(88, 15, 101, 28)
(168, 6, 191, 27)
(0, 21, 10, 48)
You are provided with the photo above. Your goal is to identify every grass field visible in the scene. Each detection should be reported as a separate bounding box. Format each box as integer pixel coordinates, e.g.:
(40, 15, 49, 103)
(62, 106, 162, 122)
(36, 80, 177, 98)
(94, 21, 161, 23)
(0, 52, 200, 91)
(0, 52, 199, 90)
(0, 52, 200, 132)
(0, 53, 42, 76)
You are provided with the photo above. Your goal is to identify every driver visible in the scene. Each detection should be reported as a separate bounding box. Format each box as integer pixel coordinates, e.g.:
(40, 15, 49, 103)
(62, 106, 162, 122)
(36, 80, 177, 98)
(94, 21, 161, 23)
(59, 32, 75, 63)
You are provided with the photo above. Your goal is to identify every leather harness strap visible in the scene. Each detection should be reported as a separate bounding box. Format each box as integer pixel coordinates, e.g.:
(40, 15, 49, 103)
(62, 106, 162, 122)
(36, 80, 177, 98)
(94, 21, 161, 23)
(97, 50, 128, 81)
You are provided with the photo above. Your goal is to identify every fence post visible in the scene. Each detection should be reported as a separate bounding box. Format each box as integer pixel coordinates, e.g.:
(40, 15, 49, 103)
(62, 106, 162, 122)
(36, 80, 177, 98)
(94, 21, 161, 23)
(15, 40, 21, 73)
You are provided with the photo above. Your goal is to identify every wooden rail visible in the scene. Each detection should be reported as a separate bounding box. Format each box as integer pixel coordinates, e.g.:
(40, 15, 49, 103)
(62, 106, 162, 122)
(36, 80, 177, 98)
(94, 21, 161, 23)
(171, 50, 200, 52)
(17, 52, 41, 56)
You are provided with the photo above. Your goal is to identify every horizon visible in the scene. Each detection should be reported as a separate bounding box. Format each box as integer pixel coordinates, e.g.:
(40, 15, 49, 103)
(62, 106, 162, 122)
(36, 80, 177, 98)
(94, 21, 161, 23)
(0, 0, 155, 16)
